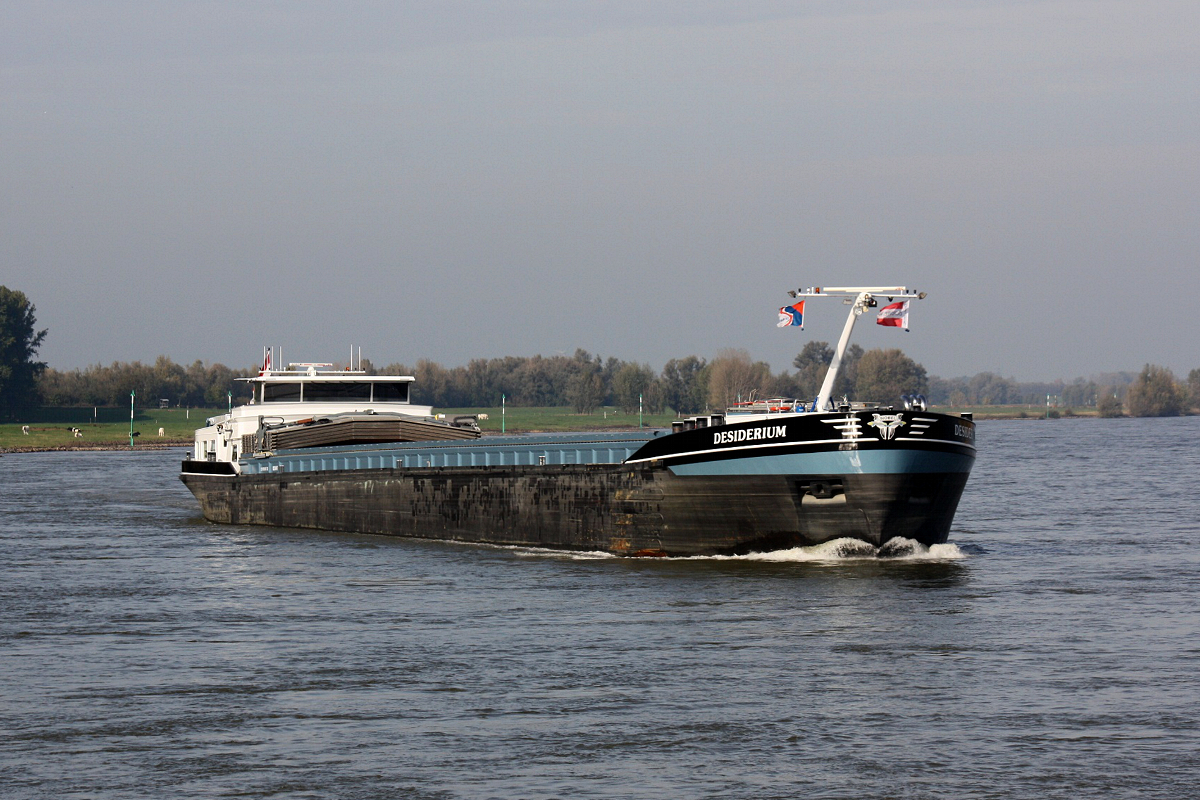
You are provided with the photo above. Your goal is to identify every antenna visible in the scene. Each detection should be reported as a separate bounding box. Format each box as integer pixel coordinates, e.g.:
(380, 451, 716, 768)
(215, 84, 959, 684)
(788, 286, 927, 411)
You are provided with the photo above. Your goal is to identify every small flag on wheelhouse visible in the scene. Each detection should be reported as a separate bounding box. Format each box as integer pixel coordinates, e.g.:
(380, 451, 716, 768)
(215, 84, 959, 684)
(876, 300, 910, 330)
(777, 301, 805, 328)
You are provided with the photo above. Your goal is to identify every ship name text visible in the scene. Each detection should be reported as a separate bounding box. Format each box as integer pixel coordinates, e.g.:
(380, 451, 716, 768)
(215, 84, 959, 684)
(714, 425, 788, 445)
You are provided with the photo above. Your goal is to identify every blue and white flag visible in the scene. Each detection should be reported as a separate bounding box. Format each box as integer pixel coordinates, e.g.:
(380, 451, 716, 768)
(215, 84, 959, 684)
(777, 301, 805, 328)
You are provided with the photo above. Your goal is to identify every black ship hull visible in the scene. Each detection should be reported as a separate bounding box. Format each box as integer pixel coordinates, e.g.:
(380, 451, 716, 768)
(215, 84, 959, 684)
(181, 464, 969, 556)
(181, 410, 976, 557)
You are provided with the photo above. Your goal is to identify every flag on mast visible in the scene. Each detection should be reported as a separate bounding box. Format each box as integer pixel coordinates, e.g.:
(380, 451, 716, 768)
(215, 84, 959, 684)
(777, 301, 805, 328)
(876, 300, 910, 330)
(260, 347, 272, 374)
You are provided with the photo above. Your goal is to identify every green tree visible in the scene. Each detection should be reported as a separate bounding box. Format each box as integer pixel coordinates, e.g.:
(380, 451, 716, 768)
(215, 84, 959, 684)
(967, 372, 1015, 405)
(661, 356, 708, 414)
(510, 355, 571, 406)
(1097, 387, 1123, 417)
(1187, 368, 1200, 412)
(568, 361, 605, 414)
(792, 341, 832, 400)
(410, 359, 450, 406)
(643, 377, 666, 414)
(612, 362, 655, 413)
(1124, 364, 1183, 417)
(201, 363, 238, 407)
(853, 349, 928, 405)
(0, 287, 48, 420)
(927, 375, 968, 406)
(1061, 378, 1098, 408)
(791, 341, 862, 401)
(151, 355, 186, 404)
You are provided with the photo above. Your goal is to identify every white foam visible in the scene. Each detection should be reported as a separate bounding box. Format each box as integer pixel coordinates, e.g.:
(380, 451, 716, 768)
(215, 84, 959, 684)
(498, 537, 967, 563)
(704, 537, 969, 563)
(506, 545, 617, 560)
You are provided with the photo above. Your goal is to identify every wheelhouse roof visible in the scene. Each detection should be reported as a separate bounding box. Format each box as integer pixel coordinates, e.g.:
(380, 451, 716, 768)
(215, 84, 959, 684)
(238, 372, 415, 384)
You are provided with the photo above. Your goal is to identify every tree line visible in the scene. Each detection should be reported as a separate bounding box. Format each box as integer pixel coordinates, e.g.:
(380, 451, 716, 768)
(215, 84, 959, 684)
(4, 285, 1199, 419)
(26, 348, 1200, 418)
(37, 356, 254, 409)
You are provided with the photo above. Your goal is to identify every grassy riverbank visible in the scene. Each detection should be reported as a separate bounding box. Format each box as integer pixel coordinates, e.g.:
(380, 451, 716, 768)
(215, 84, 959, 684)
(439, 404, 1097, 431)
(1, 403, 1098, 452)
(0, 405, 678, 451)
(0, 407, 214, 451)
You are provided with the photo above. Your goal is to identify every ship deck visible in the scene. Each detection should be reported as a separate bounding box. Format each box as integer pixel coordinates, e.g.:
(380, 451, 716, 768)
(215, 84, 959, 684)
(232, 430, 663, 475)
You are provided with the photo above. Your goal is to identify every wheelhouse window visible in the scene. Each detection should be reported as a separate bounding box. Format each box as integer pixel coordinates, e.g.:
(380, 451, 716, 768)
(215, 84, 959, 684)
(371, 382, 409, 403)
(304, 382, 373, 402)
(263, 382, 302, 403)
(259, 380, 409, 403)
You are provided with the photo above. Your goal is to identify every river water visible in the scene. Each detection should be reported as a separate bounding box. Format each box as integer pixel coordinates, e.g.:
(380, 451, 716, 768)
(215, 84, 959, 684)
(2, 417, 1199, 799)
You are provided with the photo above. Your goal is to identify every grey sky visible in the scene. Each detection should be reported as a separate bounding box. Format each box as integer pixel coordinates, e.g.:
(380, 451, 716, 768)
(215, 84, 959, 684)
(4, 1, 1197, 382)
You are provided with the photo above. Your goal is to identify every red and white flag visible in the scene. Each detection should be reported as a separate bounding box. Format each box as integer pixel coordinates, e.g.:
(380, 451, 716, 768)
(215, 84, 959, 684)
(260, 347, 272, 375)
(876, 300, 910, 330)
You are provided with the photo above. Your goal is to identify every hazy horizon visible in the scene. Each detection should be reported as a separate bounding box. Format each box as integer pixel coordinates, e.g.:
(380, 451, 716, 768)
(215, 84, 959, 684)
(5, 2, 1198, 382)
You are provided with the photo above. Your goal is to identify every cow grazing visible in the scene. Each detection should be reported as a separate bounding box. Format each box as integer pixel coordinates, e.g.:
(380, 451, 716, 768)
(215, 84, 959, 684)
(70, 427, 82, 438)
(478, 413, 489, 420)
(22, 425, 29, 435)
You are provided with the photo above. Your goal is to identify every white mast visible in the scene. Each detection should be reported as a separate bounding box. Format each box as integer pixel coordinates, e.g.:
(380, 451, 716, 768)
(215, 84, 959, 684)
(787, 286, 926, 411)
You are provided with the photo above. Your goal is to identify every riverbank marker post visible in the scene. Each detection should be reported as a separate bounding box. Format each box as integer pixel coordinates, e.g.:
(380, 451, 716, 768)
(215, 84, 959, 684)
(502, 394, 506, 434)
(129, 390, 135, 446)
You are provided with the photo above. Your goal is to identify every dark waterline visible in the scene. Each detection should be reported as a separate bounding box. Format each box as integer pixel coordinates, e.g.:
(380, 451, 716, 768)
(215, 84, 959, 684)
(2, 417, 1199, 799)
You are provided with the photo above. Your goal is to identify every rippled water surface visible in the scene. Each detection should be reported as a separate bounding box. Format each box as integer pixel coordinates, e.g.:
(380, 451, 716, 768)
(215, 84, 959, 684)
(3, 417, 1199, 799)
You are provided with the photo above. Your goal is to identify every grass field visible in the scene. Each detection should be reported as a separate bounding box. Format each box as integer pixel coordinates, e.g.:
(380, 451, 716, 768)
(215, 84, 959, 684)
(0, 405, 677, 450)
(439, 404, 1104, 432)
(941, 405, 1099, 419)
(443, 404, 1097, 428)
(0, 407, 221, 450)
(1, 402, 1099, 451)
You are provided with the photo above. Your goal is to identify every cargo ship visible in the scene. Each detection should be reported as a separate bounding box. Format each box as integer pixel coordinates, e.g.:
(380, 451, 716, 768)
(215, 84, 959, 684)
(180, 287, 976, 556)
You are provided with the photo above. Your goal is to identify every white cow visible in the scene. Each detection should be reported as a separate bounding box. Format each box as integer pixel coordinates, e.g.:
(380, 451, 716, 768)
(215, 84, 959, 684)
(478, 413, 489, 420)
(158, 427, 165, 437)
(22, 425, 29, 435)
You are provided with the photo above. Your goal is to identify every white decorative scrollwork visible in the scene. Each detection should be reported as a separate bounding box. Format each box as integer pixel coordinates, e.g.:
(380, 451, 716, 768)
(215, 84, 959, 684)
(868, 413, 905, 440)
